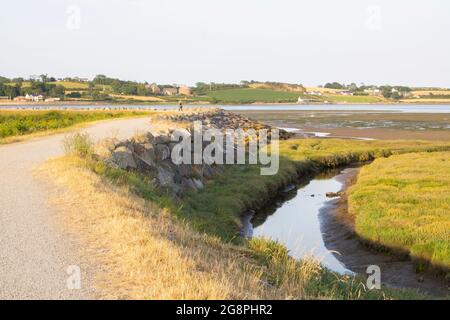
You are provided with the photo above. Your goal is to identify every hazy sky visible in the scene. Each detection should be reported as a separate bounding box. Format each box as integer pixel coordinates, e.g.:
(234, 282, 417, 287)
(1, 0, 449, 87)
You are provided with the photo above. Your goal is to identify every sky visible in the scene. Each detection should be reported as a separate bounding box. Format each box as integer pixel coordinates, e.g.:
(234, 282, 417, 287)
(1, 0, 449, 87)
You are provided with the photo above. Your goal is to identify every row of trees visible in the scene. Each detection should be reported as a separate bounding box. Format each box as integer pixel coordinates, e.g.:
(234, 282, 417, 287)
(0, 76, 66, 99)
(93, 75, 150, 96)
(0, 74, 157, 100)
(324, 82, 412, 99)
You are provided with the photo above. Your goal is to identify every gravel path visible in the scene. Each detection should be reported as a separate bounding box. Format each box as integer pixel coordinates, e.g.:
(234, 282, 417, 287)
(0, 117, 152, 299)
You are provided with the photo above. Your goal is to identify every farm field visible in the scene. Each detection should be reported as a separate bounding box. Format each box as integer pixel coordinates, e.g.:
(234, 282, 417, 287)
(203, 88, 301, 103)
(323, 94, 385, 104)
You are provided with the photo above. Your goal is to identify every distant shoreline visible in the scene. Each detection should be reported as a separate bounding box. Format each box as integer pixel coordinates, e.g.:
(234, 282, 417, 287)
(2, 100, 450, 108)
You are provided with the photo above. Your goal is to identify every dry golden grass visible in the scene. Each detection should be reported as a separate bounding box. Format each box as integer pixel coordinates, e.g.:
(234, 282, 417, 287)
(304, 86, 342, 94)
(411, 90, 450, 96)
(401, 98, 450, 103)
(110, 94, 166, 102)
(37, 156, 320, 299)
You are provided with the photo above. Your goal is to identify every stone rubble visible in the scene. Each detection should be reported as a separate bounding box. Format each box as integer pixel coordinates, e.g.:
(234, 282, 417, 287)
(108, 109, 290, 195)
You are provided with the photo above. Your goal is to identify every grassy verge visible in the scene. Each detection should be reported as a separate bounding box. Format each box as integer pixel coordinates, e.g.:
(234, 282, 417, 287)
(348, 152, 450, 274)
(0, 110, 154, 144)
(38, 155, 426, 299)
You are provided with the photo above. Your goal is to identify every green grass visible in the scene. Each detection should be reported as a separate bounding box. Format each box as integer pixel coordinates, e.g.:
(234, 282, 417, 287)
(48, 81, 89, 90)
(324, 94, 385, 103)
(204, 88, 300, 103)
(348, 152, 450, 274)
(0, 110, 152, 141)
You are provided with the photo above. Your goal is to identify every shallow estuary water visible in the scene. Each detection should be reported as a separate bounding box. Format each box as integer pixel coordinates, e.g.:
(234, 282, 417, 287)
(4, 104, 450, 113)
(242, 168, 353, 274)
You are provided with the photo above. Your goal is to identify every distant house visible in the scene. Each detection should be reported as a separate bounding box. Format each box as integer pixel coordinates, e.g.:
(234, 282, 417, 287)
(13, 96, 28, 102)
(178, 86, 192, 96)
(306, 91, 323, 96)
(297, 96, 315, 104)
(73, 77, 90, 82)
(338, 90, 353, 96)
(24, 94, 44, 102)
(162, 87, 178, 96)
(146, 83, 161, 95)
(45, 97, 61, 102)
(363, 88, 381, 96)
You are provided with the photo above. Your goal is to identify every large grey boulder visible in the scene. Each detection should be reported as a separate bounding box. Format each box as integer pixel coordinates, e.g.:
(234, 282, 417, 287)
(192, 178, 204, 190)
(170, 128, 191, 142)
(135, 144, 156, 169)
(202, 164, 214, 178)
(177, 164, 193, 177)
(157, 165, 175, 188)
(149, 132, 171, 144)
(181, 178, 197, 192)
(155, 144, 170, 161)
(112, 146, 137, 169)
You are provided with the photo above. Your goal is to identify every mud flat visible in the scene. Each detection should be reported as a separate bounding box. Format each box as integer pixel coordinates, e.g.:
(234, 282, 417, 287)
(235, 110, 450, 141)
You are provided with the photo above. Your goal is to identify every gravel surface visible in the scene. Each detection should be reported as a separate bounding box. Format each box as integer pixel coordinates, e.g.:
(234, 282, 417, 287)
(0, 117, 152, 299)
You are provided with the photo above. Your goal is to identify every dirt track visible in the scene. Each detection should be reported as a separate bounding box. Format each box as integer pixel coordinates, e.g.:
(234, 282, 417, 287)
(0, 117, 152, 299)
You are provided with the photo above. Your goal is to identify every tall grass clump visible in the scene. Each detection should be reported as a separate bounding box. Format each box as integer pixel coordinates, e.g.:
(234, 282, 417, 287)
(63, 132, 94, 158)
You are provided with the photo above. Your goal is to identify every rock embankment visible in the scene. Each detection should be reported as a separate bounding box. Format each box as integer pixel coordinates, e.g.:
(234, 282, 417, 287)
(157, 108, 292, 139)
(107, 109, 289, 195)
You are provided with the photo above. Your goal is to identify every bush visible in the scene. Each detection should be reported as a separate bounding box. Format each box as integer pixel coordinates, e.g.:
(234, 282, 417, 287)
(63, 133, 94, 158)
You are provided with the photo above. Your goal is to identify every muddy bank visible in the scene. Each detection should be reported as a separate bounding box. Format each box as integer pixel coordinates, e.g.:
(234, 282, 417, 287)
(234, 110, 450, 141)
(320, 168, 449, 297)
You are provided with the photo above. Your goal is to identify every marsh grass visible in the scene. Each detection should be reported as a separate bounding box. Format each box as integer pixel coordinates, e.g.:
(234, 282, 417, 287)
(348, 152, 450, 274)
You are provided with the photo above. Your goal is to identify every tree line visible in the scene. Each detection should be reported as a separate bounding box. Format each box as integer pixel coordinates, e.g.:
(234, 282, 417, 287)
(324, 82, 412, 99)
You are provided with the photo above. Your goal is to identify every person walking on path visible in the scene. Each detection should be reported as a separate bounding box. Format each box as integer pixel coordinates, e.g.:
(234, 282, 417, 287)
(178, 101, 183, 112)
